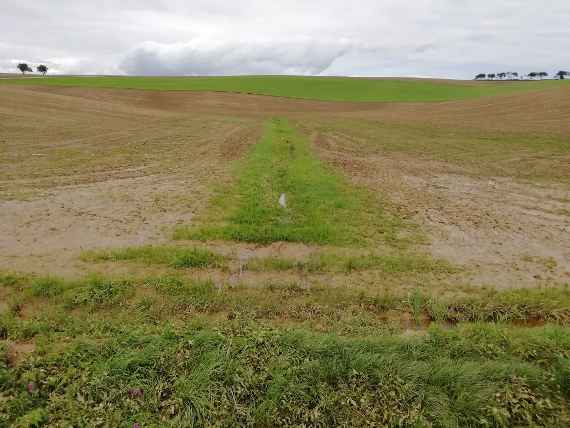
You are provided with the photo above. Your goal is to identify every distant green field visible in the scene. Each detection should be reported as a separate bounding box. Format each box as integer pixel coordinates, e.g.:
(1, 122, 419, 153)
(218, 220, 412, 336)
(1, 75, 566, 102)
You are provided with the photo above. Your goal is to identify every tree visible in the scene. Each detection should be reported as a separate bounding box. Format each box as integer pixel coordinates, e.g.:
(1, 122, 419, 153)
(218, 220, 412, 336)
(487, 73, 496, 80)
(17, 63, 32, 75)
(498, 72, 507, 80)
(512, 72, 519, 79)
(556, 70, 568, 80)
(528, 72, 538, 79)
(37, 65, 48, 76)
(538, 72, 548, 80)
(475, 73, 486, 80)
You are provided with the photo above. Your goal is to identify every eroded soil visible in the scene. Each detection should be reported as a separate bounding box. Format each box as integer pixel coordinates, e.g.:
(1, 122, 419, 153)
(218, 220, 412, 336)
(314, 133, 570, 287)
(1, 84, 569, 288)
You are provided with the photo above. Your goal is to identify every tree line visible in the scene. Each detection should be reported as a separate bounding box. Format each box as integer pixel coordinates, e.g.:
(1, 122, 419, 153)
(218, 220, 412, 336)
(15, 62, 570, 81)
(475, 71, 568, 80)
(16, 63, 49, 76)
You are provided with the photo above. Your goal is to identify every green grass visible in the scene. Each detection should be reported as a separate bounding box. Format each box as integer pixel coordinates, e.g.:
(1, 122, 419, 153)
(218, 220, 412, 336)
(81, 246, 452, 276)
(0, 273, 22, 288)
(2, 321, 569, 426)
(2, 273, 569, 335)
(81, 246, 226, 269)
(174, 118, 402, 245)
(2, 75, 567, 102)
(2, 274, 569, 425)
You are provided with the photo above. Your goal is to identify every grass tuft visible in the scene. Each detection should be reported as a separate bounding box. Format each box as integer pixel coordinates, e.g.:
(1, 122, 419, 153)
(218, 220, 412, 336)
(0, 272, 23, 288)
(66, 276, 133, 308)
(82, 246, 225, 269)
(29, 276, 67, 298)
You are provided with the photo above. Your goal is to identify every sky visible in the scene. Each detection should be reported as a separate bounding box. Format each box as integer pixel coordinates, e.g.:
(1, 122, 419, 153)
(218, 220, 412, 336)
(1, 1, 569, 79)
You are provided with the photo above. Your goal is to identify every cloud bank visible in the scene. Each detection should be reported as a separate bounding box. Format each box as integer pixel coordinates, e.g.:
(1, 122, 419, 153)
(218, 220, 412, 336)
(1, 1, 569, 78)
(120, 39, 353, 76)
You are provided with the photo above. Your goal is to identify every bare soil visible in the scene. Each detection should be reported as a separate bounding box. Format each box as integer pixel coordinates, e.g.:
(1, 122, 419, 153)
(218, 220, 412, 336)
(1, 84, 568, 289)
(4, 340, 36, 367)
(1, 175, 198, 276)
(315, 134, 570, 287)
(340, 85, 570, 136)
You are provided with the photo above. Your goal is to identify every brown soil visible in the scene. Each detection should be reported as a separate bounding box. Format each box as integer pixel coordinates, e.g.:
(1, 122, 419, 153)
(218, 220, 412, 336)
(0, 85, 261, 276)
(315, 134, 570, 287)
(340, 85, 570, 136)
(1, 84, 568, 289)
(5, 340, 36, 367)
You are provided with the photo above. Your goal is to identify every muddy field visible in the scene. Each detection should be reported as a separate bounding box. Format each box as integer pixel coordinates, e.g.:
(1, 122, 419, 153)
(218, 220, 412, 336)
(1, 84, 569, 288)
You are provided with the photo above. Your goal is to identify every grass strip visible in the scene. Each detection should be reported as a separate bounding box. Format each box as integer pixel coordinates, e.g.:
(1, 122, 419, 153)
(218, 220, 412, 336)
(2, 273, 569, 328)
(81, 246, 226, 269)
(174, 118, 402, 245)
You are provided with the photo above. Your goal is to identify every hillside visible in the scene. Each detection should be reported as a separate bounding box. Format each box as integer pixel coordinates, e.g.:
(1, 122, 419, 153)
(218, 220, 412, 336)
(1, 75, 567, 102)
(1, 79, 569, 426)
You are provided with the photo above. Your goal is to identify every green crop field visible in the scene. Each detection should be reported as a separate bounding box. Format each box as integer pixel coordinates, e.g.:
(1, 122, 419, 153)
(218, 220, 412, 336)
(1, 75, 566, 102)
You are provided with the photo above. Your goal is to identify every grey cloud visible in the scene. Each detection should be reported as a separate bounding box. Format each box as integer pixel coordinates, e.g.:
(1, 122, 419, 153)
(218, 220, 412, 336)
(120, 39, 353, 76)
(413, 44, 438, 54)
(1, 1, 569, 78)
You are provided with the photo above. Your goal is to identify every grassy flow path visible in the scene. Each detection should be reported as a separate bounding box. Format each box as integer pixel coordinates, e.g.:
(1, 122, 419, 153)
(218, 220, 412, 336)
(174, 118, 401, 245)
(2, 75, 566, 102)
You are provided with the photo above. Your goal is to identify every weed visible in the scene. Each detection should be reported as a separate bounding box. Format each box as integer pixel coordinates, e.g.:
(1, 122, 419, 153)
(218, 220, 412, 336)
(66, 276, 133, 308)
(426, 297, 449, 323)
(409, 289, 425, 325)
(144, 276, 187, 296)
(0, 272, 22, 288)
(170, 248, 224, 269)
(145, 277, 219, 312)
(29, 276, 67, 298)
(554, 358, 570, 398)
(488, 376, 561, 427)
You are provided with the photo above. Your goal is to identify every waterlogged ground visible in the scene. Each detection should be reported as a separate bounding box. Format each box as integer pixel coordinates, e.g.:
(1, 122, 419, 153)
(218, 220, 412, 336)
(1, 80, 570, 426)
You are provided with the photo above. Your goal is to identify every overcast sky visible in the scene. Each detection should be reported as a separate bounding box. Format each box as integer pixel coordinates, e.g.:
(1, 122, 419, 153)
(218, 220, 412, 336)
(1, 1, 569, 78)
